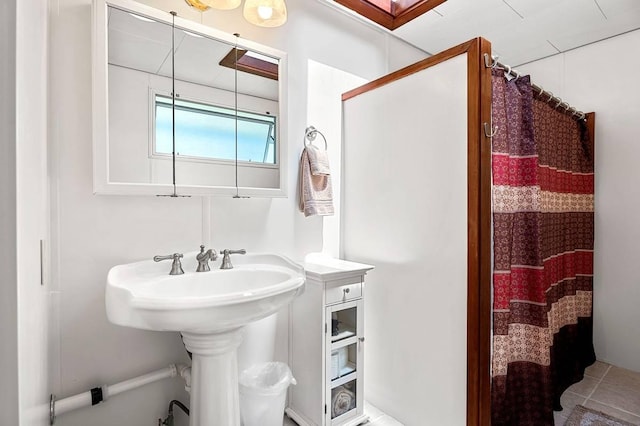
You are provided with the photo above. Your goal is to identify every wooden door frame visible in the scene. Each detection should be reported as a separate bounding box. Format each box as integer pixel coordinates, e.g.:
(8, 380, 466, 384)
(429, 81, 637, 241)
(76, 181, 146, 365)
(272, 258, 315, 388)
(343, 37, 493, 426)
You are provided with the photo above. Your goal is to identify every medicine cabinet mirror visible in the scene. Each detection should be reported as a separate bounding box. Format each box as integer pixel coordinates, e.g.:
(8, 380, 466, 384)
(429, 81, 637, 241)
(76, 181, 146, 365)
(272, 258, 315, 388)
(93, 0, 288, 197)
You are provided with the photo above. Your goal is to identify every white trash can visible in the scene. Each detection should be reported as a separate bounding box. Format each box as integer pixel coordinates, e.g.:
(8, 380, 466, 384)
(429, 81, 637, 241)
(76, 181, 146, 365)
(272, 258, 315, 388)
(239, 362, 296, 426)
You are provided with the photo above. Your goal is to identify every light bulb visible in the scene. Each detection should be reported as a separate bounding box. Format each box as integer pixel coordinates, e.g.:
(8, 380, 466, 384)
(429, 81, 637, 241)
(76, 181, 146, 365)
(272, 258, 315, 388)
(243, 0, 287, 27)
(257, 6, 273, 20)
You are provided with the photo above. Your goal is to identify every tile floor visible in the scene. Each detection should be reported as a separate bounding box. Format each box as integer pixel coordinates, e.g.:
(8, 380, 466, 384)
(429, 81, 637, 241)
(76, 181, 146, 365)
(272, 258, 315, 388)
(283, 362, 640, 426)
(283, 401, 403, 426)
(555, 361, 640, 425)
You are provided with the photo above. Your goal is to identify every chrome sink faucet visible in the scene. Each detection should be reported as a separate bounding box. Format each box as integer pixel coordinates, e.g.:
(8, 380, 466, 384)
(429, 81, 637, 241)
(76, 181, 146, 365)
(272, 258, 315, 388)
(153, 253, 184, 275)
(196, 245, 217, 272)
(220, 249, 246, 270)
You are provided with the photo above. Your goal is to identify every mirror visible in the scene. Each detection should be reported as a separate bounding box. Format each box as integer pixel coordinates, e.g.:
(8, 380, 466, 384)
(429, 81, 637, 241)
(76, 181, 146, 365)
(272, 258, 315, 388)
(93, 0, 288, 197)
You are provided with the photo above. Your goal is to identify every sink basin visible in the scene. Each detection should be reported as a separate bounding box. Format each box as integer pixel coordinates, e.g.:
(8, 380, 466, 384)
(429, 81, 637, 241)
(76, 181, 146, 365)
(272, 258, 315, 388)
(106, 252, 304, 426)
(106, 253, 305, 333)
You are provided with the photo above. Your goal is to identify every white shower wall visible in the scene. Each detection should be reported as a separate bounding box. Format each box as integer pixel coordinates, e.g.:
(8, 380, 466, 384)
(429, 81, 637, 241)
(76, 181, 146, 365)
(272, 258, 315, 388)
(518, 28, 640, 373)
(342, 55, 470, 425)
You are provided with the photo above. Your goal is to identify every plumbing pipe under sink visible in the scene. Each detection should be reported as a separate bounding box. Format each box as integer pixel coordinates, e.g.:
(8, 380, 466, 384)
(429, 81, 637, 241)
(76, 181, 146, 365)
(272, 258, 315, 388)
(50, 363, 191, 425)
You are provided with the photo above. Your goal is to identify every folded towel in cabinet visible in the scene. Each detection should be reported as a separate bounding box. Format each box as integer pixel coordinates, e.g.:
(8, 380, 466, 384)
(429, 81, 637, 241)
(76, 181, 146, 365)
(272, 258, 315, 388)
(298, 147, 334, 217)
(332, 385, 355, 418)
(306, 144, 331, 176)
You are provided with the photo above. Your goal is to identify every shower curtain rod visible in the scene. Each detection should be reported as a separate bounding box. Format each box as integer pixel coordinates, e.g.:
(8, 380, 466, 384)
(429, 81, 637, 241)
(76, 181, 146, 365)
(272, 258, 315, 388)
(484, 54, 586, 121)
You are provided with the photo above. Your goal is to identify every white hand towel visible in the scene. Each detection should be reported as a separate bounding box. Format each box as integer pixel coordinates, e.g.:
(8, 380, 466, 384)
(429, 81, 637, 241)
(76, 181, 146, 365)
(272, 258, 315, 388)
(298, 147, 334, 217)
(306, 144, 331, 176)
(331, 385, 355, 418)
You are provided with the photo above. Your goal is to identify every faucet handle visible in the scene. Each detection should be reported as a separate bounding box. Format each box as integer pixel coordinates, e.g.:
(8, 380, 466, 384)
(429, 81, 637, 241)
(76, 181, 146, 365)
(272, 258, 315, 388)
(153, 253, 183, 262)
(153, 253, 184, 275)
(220, 249, 246, 255)
(219, 249, 246, 270)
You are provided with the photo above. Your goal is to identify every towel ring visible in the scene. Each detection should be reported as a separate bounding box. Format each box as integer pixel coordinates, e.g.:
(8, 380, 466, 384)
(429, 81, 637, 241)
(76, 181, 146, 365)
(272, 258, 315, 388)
(304, 126, 328, 150)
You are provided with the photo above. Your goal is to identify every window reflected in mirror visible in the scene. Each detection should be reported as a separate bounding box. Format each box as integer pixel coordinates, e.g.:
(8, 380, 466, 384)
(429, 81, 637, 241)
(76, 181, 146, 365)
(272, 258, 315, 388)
(154, 95, 277, 165)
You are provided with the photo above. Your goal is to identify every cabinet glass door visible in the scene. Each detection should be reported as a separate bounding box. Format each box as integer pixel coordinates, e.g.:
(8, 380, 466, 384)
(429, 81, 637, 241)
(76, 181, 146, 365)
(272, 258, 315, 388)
(325, 299, 364, 424)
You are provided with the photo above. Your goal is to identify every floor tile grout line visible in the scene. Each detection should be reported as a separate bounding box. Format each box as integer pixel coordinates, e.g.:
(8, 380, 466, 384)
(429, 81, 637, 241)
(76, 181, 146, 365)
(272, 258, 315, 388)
(587, 396, 640, 418)
(583, 364, 640, 419)
(584, 364, 611, 403)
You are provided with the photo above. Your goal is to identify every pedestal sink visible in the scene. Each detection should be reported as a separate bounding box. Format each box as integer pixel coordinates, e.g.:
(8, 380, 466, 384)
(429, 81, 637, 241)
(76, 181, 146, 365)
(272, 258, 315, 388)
(106, 253, 305, 426)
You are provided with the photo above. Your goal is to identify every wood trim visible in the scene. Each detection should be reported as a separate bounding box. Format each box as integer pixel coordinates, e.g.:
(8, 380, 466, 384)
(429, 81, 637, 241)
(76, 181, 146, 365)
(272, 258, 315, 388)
(219, 48, 243, 70)
(333, 0, 394, 29)
(476, 37, 493, 426)
(334, 0, 446, 30)
(390, 0, 447, 29)
(465, 37, 482, 426)
(460, 37, 493, 426)
(342, 38, 493, 426)
(342, 39, 474, 101)
(219, 48, 279, 81)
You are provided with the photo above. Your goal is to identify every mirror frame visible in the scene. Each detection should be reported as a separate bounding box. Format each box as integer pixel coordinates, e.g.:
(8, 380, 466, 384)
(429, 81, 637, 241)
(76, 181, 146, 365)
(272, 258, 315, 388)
(92, 0, 289, 197)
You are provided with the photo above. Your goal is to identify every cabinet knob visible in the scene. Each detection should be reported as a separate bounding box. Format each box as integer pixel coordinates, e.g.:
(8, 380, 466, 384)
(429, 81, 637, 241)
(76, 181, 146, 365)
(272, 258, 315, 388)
(343, 288, 350, 295)
(359, 337, 365, 342)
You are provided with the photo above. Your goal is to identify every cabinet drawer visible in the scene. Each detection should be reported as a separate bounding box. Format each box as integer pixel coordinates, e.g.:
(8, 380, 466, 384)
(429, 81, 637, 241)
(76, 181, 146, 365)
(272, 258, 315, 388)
(326, 282, 362, 305)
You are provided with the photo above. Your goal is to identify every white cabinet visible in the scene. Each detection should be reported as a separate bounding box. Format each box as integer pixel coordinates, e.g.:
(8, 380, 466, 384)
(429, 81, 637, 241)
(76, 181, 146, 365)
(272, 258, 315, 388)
(286, 258, 374, 426)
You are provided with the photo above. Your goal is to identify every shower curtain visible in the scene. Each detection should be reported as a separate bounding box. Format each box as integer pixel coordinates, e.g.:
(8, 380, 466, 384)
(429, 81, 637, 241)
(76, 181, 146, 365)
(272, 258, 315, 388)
(490, 70, 595, 425)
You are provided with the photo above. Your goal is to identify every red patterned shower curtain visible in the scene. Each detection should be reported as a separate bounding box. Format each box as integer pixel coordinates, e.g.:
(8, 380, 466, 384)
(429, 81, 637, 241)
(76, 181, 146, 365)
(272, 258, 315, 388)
(490, 70, 595, 425)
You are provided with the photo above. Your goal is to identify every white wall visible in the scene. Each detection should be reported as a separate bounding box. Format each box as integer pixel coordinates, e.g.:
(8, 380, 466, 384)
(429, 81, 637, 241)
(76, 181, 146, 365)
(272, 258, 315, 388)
(518, 29, 640, 373)
(0, 0, 51, 424)
(342, 55, 469, 425)
(16, 0, 51, 422)
(0, 0, 19, 423)
(306, 60, 368, 257)
(0, 0, 53, 423)
(49, 0, 426, 425)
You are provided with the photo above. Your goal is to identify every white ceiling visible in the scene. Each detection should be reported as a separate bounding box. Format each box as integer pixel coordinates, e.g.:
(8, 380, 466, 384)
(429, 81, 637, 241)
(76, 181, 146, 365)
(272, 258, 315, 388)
(109, 1, 640, 86)
(108, 7, 279, 101)
(339, 0, 640, 66)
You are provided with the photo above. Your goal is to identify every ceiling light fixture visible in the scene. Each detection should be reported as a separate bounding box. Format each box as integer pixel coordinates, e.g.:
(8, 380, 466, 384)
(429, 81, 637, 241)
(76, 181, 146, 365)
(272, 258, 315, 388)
(185, 0, 287, 28)
(243, 0, 287, 27)
(183, 0, 211, 12)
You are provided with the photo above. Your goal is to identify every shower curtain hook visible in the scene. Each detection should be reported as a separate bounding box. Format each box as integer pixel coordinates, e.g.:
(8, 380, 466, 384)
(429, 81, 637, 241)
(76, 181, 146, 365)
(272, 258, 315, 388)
(484, 122, 498, 138)
(554, 97, 563, 108)
(513, 70, 521, 81)
(533, 85, 544, 97)
(546, 91, 554, 102)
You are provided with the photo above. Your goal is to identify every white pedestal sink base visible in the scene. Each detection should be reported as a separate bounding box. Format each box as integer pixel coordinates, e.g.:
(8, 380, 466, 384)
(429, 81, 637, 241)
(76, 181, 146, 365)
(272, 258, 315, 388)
(182, 329, 244, 426)
(106, 253, 305, 425)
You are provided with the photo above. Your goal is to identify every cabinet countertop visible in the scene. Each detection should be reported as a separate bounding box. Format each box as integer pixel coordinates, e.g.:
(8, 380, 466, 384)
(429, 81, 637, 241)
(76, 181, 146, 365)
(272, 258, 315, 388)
(303, 256, 374, 281)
